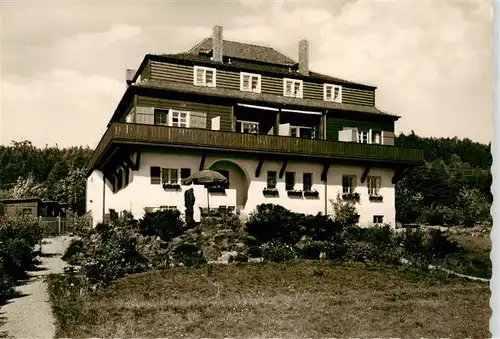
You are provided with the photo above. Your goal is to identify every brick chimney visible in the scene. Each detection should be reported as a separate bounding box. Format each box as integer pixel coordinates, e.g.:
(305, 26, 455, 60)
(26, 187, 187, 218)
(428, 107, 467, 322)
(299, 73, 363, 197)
(298, 39, 309, 75)
(126, 69, 136, 84)
(212, 25, 223, 63)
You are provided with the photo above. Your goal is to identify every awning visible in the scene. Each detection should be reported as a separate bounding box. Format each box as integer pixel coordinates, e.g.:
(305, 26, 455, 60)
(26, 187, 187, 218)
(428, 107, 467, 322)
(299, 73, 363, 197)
(237, 103, 279, 111)
(281, 108, 322, 115)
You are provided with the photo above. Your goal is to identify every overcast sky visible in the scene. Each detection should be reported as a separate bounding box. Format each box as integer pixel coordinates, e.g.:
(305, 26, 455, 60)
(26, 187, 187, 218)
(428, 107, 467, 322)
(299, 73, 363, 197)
(0, 0, 494, 148)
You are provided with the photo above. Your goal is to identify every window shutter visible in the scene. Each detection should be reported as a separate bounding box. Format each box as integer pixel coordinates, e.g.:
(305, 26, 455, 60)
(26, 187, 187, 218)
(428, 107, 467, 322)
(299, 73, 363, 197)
(150, 166, 161, 184)
(190, 112, 207, 129)
(181, 168, 191, 179)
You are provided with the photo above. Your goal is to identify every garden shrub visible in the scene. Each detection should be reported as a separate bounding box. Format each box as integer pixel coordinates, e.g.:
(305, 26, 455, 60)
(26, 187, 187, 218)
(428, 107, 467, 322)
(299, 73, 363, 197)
(61, 239, 84, 263)
(247, 246, 262, 258)
(261, 242, 297, 262)
(0, 259, 15, 302)
(246, 204, 300, 244)
(138, 209, 185, 242)
(298, 241, 326, 260)
(299, 213, 344, 241)
(184, 188, 195, 228)
(330, 193, 360, 226)
(171, 242, 206, 267)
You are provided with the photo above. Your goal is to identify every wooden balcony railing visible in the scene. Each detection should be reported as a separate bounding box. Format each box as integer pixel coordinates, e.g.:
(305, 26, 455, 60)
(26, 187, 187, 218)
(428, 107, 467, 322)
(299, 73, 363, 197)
(89, 123, 424, 170)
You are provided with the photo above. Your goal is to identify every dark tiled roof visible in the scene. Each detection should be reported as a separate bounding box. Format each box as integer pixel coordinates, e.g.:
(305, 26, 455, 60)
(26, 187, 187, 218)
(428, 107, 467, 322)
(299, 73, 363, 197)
(132, 79, 397, 118)
(151, 53, 376, 89)
(186, 38, 296, 66)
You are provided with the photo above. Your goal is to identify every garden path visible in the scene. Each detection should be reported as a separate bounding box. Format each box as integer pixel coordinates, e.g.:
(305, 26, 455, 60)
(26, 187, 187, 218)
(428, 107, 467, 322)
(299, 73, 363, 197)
(0, 236, 72, 339)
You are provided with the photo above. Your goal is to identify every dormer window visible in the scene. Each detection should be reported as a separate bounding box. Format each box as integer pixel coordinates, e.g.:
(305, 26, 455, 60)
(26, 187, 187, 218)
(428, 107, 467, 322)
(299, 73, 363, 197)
(194, 66, 216, 87)
(283, 78, 303, 98)
(240, 72, 261, 93)
(324, 84, 342, 103)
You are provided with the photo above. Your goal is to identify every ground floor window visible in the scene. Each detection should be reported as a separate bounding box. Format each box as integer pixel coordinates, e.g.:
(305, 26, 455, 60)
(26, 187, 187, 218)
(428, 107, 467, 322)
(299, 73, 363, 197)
(285, 172, 295, 191)
(303, 173, 312, 191)
(342, 175, 356, 194)
(180, 168, 191, 181)
(162, 168, 179, 184)
(267, 171, 277, 189)
(367, 176, 381, 196)
(373, 215, 384, 224)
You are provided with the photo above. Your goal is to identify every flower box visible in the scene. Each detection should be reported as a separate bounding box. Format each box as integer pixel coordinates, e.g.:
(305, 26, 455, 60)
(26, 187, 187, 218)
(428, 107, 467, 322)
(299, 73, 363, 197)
(163, 183, 181, 190)
(263, 188, 279, 196)
(342, 192, 360, 201)
(287, 190, 303, 197)
(304, 190, 319, 198)
(369, 195, 383, 202)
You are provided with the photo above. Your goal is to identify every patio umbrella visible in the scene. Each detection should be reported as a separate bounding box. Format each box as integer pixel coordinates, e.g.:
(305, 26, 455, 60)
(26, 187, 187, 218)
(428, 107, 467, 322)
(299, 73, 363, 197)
(181, 169, 228, 210)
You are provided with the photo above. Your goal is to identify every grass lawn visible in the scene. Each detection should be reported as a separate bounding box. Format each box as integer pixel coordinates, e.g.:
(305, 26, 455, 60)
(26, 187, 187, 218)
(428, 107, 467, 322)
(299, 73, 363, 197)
(50, 261, 490, 338)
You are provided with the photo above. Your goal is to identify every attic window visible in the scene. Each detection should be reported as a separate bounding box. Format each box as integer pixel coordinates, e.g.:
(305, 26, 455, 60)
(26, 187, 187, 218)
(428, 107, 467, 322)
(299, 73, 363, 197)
(240, 72, 261, 93)
(283, 78, 303, 98)
(194, 66, 216, 87)
(324, 84, 342, 103)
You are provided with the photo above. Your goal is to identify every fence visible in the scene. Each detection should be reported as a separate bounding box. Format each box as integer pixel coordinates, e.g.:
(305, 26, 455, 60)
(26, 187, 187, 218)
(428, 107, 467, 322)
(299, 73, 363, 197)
(39, 216, 93, 236)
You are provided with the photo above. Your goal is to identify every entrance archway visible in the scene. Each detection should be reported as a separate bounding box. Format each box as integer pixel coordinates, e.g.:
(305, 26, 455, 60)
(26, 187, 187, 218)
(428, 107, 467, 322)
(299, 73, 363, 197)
(209, 160, 249, 209)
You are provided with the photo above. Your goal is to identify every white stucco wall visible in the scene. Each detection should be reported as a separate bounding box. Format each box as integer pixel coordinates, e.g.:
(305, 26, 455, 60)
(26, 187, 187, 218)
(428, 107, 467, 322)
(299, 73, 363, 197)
(86, 150, 396, 227)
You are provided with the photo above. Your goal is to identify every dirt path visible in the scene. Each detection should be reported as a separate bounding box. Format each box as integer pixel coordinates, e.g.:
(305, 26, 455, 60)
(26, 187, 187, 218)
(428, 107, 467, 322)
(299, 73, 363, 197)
(0, 236, 72, 339)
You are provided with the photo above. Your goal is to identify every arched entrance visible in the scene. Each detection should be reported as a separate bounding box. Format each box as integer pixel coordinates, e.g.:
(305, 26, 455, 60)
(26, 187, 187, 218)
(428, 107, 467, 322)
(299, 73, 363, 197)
(209, 160, 249, 209)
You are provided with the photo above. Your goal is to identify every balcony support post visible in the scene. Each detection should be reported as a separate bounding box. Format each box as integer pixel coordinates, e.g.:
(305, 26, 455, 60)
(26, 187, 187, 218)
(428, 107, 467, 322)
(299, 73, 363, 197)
(199, 152, 207, 171)
(274, 109, 280, 136)
(361, 167, 371, 183)
(255, 158, 264, 178)
(392, 166, 411, 184)
(321, 162, 330, 182)
(279, 158, 288, 179)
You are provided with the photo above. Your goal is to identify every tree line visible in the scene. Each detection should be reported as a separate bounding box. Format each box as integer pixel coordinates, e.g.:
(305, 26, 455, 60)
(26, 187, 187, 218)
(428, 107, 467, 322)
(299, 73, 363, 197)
(0, 133, 493, 225)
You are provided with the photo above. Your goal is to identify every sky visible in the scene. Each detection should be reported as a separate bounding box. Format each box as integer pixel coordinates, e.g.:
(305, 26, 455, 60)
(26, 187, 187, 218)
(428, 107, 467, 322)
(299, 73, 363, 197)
(0, 0, 494, 148)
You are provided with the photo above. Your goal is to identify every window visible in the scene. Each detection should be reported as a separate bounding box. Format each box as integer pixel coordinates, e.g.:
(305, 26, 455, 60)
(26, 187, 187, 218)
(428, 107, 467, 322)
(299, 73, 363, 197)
(240, 72, 261, 93)
(236, 120, 259, 134)
(303, 173, 312, 191)
(214, 170, 229, 188)
(194, 66, 216, 87)
(367, 176, 381, 196)
(170, 110, 189, 128)
(371, 130, 382, 144)
(290, 126, 314, 139)
(285, 172, 295, 191)
(324, 84, 342, 103)
(342, 175, 356, 194)
(150, 166, 161, 185)
(154, 109, 168, 126)
(22, 208, 31, 215)
(283, 78, 303, 98)
(267, 171, 277, 189)
(373, 215, 384, 224)
(357, 130, 369, 144)
(162, 168, 179, 184)
(180, 168, 191, 180)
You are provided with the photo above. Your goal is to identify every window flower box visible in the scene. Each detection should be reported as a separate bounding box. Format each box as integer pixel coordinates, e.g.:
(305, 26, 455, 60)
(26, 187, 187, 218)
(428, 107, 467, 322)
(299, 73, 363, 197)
(369, 195, 383, 202)
(263, 188, 279, 196)
(163, 183, 181, 190)
(304, 190, 319, 198)
(208, 186, 226, 193)
(342, 192, 360, 201)
(287, 190, 303, 197)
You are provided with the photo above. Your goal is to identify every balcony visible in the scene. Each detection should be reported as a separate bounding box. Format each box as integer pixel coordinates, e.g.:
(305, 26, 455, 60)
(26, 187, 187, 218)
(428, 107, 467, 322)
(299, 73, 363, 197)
(88, 123, 424, 171)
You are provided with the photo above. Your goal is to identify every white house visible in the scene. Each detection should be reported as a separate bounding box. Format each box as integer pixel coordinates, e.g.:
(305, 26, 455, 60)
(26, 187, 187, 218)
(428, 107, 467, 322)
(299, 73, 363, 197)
(86, 25, 423, 228)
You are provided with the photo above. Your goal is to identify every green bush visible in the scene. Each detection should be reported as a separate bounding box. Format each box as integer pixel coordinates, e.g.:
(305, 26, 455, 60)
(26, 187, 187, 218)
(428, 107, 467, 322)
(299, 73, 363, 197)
(61, 239, 84, 263)
(138, 209, 184, 242)
(0, 258, 15, 302)
(298, 241, 326, 260)
(247, 246, 262, 258)
(261, 242, 296, 262)
(330, 193, 360, 226)
(172, 243, 206, 267)
(246, 204, 300, 244)
(184, 188, 195, 227)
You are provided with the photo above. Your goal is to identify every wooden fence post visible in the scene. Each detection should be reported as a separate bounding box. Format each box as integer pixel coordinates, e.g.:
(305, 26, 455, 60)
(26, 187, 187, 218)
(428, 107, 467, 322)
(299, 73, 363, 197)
(57, 216, 61, 235)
